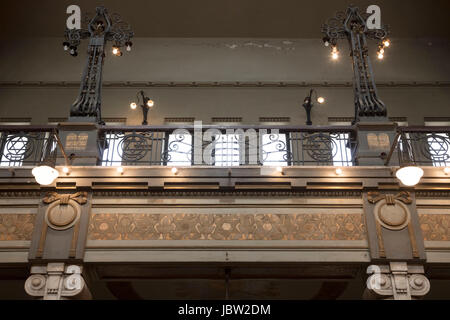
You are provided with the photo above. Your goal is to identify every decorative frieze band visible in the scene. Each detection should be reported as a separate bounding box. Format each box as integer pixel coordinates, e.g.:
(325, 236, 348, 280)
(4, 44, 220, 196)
(0, 214, 35, 240)
(88, 213, 366, 241)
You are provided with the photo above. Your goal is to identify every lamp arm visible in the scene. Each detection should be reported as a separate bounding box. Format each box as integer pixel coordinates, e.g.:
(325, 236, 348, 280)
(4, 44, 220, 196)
(383, 131, 401, 166)
(54, 132, 70, 167)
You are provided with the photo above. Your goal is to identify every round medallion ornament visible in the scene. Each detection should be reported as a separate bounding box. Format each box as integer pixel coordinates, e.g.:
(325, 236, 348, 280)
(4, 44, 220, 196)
(374, 199, 410, 231)
(45, 199, 81, 231)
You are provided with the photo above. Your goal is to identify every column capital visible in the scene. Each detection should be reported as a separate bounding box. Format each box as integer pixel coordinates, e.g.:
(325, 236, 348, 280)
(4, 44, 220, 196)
(364, 262, 430, 300)
(25, 263, 92, 300)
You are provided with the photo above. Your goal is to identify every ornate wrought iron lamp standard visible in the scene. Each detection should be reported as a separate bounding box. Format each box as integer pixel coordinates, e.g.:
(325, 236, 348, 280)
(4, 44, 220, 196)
(130, 91, 155, 125)
(322, 6, 390, 123)
(63, 6, 134, 124)
(302, 89, 325, 125)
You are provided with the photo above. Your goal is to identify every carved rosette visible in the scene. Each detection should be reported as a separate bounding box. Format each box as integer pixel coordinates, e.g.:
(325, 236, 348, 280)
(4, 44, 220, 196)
(365, 262, 430, 300)
(25, 263, 91, 300)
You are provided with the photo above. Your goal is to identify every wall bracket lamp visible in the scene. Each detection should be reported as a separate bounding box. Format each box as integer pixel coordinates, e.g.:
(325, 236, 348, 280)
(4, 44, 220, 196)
(302, 89, 325, 126)
(130, 90, 155, 125)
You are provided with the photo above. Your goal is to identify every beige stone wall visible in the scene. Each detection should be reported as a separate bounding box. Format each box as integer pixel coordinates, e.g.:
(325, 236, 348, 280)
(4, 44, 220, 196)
(0, 38, 449, 125)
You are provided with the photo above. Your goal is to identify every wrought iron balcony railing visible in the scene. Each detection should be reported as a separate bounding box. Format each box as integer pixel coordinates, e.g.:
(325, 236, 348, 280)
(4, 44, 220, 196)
(0, 124, 449, 168)
(0, 126, 57, 167)
(395, 126, 450, 167)
(98, 125, 356, 167)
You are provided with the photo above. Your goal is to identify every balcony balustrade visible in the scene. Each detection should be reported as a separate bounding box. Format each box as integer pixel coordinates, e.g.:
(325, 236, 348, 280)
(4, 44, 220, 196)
(0, 124, 448, 168)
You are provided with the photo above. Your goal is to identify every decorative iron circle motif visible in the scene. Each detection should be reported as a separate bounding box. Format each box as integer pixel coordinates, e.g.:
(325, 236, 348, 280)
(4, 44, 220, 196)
(118, 134, 150, 161)
(304, 133, 336, 161)
(3, 134, 34, 161)
(420, 134, 450, 161)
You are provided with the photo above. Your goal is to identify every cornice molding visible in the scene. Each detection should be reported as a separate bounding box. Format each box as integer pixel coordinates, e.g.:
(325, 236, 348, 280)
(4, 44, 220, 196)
(0, 191, 41, 198)
(416, 191, 450, 198)
(92, 190, 362, 197)
(1, 81, 449, 89)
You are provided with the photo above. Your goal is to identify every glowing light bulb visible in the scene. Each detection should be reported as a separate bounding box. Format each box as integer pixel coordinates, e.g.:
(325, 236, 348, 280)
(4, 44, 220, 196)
(147, 100, 154, 108)
(112, 47, 119, 55)
(377, 52, 384, 60)
(317, 97, 325, 104)
(117, 166, 124, 174)
(444, 167, 450, 175)
(396, 166, 423, 186)
(383, 39, 390, 47)
(335, 168, 343, 176)
(379, 48, 385, 54)
(276, 166, 283, 173)
(32, 166, 59, 185)
(125, 41, 132, 52)
(130, 102, 137, 110)
(62, 167, 70, 174)
(171, 167, 178, 175)
(331, 52, 339, 60)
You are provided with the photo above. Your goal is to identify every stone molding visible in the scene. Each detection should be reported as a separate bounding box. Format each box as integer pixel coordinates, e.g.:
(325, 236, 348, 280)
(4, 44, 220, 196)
(92, 190, 362, 197)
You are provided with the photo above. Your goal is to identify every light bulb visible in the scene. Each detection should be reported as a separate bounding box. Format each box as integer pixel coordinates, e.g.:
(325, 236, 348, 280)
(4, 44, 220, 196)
(62, 166, 70, 174)
(383, 39, 390, 47)
(317, 97, 325, 104)
(130, 102, 137, 110)
(444, 167, 450, 175)
(125, 41, 132, 52)
(112, 47, 119, 55)
(63, 42, 69, 51)
(377, 52, 384, 60)
(276, 166, 283, 173)
(146, 100, 154, 108)
(379, 48, 385, 54)
(396, 166, 423, 186)
(171, 167, 178, 174)
(335, 168, 343, 175)
(117, 166, 124, 174)
(32, 166, 59, 185)
(332, 52, 339, 60)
